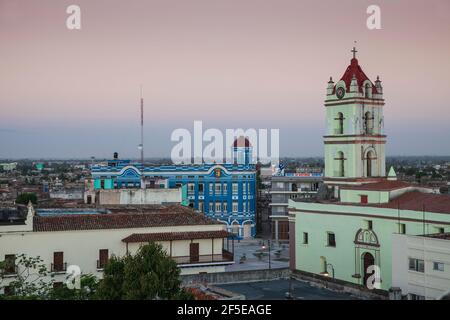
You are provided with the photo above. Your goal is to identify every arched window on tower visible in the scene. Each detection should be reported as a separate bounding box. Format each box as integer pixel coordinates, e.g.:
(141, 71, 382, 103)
(364, 111, 374, 135)
(366, 150, 375, 177)
(335, 151, 345, 177)
(335, 112, 344, 135)
(365, 83, 371, 98)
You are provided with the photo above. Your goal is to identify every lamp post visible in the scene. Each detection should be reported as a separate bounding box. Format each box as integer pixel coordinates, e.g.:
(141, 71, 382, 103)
(326, 263, 335, 279)
(261, 240, 272, 270)
(268, 239, 272, 270)
(285, 275, 294, 300)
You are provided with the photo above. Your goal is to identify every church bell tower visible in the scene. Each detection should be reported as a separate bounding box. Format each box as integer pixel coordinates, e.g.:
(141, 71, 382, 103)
(323, 47, 386, 187)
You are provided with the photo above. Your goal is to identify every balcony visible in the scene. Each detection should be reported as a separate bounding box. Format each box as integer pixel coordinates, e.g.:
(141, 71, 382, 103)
(97, 260, 108, 270)
(2, 265, 18, 277)
(172, 250, 234, 266)
(51, 262, 67, 273)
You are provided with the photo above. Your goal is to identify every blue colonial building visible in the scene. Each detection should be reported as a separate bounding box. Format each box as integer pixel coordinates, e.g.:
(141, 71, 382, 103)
(90, 139, 257, 239)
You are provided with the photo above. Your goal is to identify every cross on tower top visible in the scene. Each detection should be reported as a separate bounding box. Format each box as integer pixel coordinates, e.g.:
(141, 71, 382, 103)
(351, 46, 358, 59)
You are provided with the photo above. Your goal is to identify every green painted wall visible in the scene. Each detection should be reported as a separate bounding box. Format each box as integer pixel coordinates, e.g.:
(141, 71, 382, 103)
(340, 189, 389, 204)
(181, 184, 189, 206)
(93, 178, 114, 189)
(290, 200, 450, 290)
(104, 179, 113, 190)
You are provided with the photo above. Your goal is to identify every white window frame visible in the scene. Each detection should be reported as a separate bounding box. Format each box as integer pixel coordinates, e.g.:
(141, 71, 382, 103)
(215, 183, 222, 194)
(409, 258, 425, 273)
(433, 261, 444, 272)
(209, 183, 214, 195)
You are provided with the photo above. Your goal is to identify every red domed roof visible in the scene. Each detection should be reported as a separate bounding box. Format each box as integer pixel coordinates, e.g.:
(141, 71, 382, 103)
(334, 58, 377, 94)
(232, 136, 252, 148)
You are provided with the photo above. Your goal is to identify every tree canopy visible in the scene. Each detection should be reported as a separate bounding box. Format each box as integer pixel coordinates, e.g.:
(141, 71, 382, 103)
(96, 242, 193, 300)
(15, 193, 37, 205)
(1, 243, 193, 300)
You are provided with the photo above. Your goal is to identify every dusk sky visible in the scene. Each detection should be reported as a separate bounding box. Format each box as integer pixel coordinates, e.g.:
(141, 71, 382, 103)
(1, 0, 450, 159)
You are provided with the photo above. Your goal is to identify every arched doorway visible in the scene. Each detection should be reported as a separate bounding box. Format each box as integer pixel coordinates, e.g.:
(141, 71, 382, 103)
(320, 256, 327, 274)
(353, 229, 380, 285)
(362, 252, 375, 286)
(242, 221, 252, 239)
(231, 221, 240, 237)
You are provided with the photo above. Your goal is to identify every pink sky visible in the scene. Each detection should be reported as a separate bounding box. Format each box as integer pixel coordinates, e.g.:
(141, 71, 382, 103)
(1, 0, 450, 158)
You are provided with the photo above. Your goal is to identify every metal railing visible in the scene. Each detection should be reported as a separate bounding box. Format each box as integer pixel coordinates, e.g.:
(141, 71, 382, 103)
(3, 265, 18, 276)
(51, 262, 67, 273)
(97, 260, 108, 270)
(171, 250, 234, 265)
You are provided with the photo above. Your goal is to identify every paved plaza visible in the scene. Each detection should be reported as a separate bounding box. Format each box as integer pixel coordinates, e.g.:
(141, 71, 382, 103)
(225, 238, 289, 272)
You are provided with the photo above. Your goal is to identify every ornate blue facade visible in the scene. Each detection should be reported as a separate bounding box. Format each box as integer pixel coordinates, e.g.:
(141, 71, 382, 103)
(90, 159, 257, 239)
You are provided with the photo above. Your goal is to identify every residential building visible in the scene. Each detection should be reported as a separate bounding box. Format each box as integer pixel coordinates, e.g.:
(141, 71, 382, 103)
(50, 188, 84, 200)
(0, 203, 234, 294)
(89, 138, 257, 239)
(270, 173, 322, 242)
(84, 177, 187, 206)
(0, 163, 17, 171)
(392, 233, 450, 300)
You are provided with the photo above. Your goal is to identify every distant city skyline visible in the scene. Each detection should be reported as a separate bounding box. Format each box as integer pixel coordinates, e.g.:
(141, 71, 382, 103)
(1, 0, 450, 158)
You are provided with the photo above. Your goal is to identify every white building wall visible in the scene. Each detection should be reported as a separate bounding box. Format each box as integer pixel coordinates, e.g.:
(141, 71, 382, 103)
(0, 223, 228, 288)
(392, 233, 450, 300)
(95, 188, 182, 205)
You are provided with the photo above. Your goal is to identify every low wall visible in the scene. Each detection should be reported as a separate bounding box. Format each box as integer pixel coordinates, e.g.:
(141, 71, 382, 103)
(181, 267, 290, 285)
(292, 269, 388, 300)
(181, 268, 388, 300)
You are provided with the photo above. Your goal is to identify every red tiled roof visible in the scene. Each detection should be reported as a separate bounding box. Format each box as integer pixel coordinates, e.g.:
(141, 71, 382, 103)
(33, 205, 220, 232)
(232, 136, 251, 148)
(341, 180, 412, 191)
(335, 58, 378, 94)
(378, 191, 450, 214)
(424, 233, 450, 240)
(122, 230, 230, 243)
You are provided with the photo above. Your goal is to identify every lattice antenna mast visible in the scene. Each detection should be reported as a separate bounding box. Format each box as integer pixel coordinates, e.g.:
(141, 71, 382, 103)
(140, 85, 144, 166)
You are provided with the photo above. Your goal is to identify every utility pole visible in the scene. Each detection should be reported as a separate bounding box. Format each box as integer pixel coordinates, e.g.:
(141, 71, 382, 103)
(140, 85, 144, 166)
(139, 85, 145, 189)
(268, 239, 271, 270)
